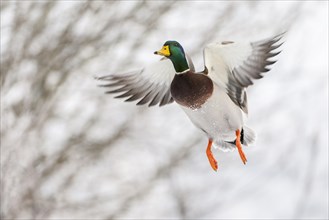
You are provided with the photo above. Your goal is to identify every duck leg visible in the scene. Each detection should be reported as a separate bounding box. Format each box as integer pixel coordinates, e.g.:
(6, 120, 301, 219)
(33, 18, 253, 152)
(206, 139, 218, 171)
(235, 129, 247, 164)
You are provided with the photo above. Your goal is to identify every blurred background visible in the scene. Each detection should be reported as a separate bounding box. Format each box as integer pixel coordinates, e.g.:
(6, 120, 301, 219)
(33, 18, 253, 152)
(1, 1, 328, 219)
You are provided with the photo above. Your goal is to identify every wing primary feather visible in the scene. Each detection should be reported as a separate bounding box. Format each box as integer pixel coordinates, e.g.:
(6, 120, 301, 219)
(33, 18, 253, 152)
(105, 84, 135, 93)
(243, 61, 267, 75)
(159, 90, 172, 106)
(98, 83, 122, 87)
(270, 42, 284, 51)
(124, 92, 146, 102)
(100, 77, 138, 88)
(136, 85, 158, 105)
(245, 59, 271, 73)
(255, 33, 284, 47)
(242, 61, 265, 76)
(113, 90, 135, 98)
(204, 33, 284, 112)
(253, 42, 283, 54)
(100, 75, 140, 88)
(264, 60, 276, 66)
(114, 83, 150, 98)
(94, 75, 114, 81)
(241, 90, 248, 114)
(96, 72, 137, 81)
(148, 91, 162, 107)
(233, 69, 253, 87)
(236, 66, 255, 85)
(153, 86, 169, 106)
(267, 50, 282, 58)
(96, 59, 177, 107)
(123, 84, 153, 102)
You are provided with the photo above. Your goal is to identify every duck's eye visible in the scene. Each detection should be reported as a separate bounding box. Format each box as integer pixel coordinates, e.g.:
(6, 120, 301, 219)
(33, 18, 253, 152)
(174, 43, 178, 46)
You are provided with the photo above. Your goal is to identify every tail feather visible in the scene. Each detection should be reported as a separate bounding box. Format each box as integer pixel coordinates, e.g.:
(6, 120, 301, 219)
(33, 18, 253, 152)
(213, 140, 236, 152)
(212, 126, 256, 152)
(243, 126, 256, 146)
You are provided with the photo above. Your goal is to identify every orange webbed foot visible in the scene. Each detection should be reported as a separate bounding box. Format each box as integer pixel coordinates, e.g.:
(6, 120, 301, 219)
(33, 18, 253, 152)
(206, 140, 218, 171)
(236, 130, 247, 164)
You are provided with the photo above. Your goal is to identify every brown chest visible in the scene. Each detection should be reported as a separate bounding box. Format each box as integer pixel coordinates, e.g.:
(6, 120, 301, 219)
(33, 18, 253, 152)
(170, 72, 214, 109)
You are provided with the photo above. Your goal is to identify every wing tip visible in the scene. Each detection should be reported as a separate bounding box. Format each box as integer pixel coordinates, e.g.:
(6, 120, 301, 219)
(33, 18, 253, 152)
(94, 74, 114, 81)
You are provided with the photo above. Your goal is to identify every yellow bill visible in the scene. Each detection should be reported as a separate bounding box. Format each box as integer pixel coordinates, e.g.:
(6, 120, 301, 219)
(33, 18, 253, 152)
(154, 45, 170, 57)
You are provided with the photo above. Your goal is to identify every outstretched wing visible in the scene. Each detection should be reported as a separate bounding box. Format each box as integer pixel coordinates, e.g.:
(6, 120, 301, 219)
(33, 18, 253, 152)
(96, 56, 194, 107)
(203, 33, 284, 113)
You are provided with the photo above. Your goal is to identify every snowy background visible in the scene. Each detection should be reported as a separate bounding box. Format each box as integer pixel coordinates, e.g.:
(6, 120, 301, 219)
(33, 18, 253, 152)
(1, 1, 328, 219)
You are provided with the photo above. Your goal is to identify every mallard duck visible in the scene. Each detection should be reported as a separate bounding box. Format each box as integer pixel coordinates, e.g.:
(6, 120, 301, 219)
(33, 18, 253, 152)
(96, 34, 284, 171)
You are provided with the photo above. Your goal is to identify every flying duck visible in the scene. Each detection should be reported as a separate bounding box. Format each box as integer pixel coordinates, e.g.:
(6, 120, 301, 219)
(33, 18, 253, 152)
(96, 34, 284, 171)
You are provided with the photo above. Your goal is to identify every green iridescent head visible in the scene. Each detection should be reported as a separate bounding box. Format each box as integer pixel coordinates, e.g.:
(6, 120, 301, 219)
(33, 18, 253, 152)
(154, 41, 189, 73)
